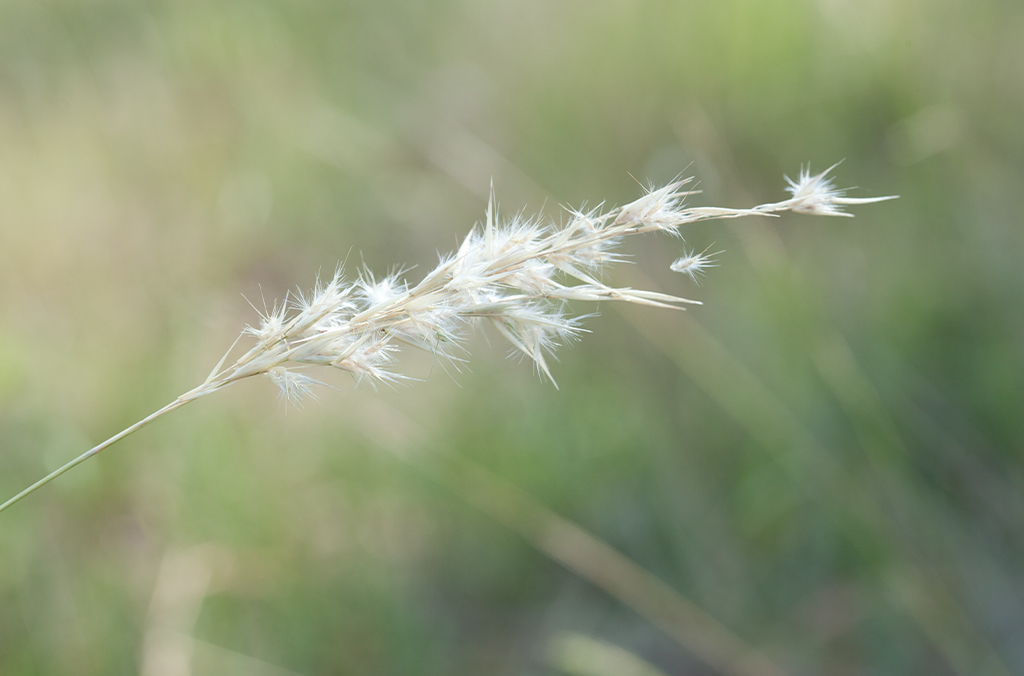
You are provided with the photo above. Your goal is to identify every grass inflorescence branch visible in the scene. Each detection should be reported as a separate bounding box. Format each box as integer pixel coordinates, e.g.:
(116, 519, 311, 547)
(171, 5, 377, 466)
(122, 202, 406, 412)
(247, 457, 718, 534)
(0, 165, 895, 514)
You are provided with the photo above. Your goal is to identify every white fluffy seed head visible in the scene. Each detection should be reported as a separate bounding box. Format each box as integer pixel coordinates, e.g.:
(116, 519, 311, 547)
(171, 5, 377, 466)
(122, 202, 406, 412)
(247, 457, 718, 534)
(614, 179, 693, 233)
(265, 367, 321, 406)
(358, 269, 408, 308)
(670, 246, 718, 283)
(215, 166, 892, 403)
(332, 337, 403, 389)
(784, 163, 898, 217)
(244, 303, 288, 345)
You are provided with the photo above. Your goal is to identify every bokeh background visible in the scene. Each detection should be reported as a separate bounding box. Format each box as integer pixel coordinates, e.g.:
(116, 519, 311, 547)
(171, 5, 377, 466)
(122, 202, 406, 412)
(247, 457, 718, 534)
(1, 1, 1022, 674)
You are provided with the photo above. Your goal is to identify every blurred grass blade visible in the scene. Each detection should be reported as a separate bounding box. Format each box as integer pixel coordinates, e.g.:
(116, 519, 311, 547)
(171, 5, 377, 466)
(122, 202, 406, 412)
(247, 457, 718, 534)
(551, 632, 668, 676)
(352, 400, 793, 676)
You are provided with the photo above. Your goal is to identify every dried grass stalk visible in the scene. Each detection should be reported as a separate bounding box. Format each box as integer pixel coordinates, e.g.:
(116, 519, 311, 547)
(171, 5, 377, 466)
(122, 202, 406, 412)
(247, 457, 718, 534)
(0, 165, 894, 513)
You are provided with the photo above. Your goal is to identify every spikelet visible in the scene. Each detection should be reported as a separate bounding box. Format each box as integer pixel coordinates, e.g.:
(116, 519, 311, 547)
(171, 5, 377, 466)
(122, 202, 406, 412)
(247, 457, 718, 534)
(670, 245, 719, 284)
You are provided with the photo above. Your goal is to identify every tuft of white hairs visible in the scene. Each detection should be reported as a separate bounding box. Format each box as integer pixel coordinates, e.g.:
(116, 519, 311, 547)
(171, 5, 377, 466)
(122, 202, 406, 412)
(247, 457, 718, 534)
(670, 245, 719, 284)
(778, 162, 898, 217)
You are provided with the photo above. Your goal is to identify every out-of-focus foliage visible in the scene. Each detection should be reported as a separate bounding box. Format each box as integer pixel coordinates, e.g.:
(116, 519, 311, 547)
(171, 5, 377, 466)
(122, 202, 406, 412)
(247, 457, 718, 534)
(1, 1, 1022, 674)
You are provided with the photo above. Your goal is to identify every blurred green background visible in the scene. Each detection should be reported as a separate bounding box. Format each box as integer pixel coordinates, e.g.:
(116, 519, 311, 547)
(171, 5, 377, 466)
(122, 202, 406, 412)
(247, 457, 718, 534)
(1, 0, 1022, 674)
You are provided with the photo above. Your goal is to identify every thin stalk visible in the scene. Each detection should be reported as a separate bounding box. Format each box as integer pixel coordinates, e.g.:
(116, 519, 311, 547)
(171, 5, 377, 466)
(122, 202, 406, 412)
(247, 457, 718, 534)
(0, 395, 196, 515)
(447, 458, 791, 676)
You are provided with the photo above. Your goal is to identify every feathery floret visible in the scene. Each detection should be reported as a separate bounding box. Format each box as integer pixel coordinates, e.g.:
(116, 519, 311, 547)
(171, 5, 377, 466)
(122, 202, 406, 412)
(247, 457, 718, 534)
(779, 162, 899, 217)
(266, 367, 321, 406)
(670, 246, 718, 283)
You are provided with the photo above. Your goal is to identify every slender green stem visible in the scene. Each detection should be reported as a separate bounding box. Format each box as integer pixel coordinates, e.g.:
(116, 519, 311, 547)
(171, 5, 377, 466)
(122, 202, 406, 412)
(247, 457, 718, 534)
(0, 396, 194, 515)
